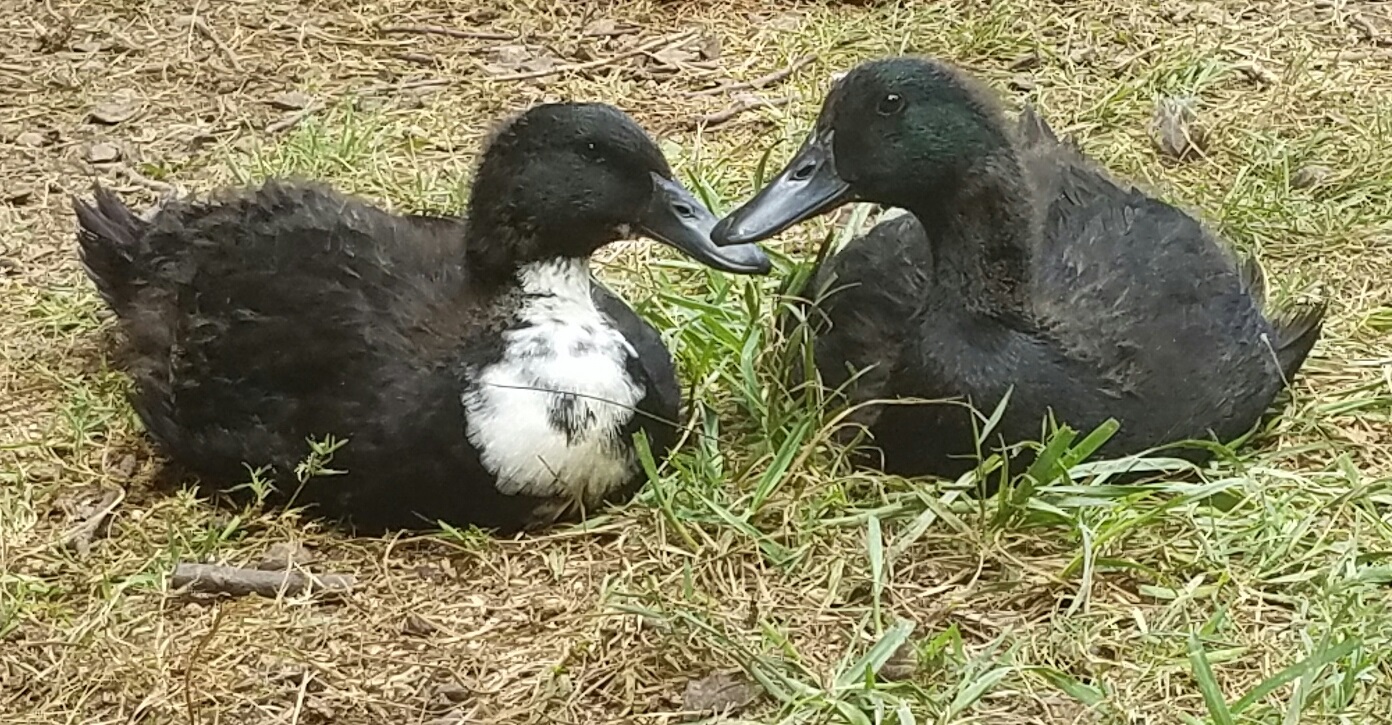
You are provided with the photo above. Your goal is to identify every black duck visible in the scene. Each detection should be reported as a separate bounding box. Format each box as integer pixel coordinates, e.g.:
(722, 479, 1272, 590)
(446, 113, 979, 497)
(74, 102, 771, 533)
(712, 56, 1324, 483)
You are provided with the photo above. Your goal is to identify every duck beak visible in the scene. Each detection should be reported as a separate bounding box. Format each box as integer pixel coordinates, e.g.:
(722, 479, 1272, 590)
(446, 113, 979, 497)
(711, 130, 856, 246)
(640, 173, 772, 275)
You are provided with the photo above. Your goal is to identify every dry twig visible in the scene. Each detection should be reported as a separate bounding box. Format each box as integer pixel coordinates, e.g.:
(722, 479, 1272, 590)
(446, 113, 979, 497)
(266, 100, 324, 133)
(191, 17, 244, 72)
(490, 31, 697, 82)
(380, 24, 514, 41)
(61, 487, 124, 558)
(685, 53, 817, 98)
(171, 562, 355, 598)
(691, 95, 793, 129)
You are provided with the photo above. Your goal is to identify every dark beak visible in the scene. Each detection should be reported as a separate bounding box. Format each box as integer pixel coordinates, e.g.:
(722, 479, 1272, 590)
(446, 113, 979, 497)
(711, 130, 856, 246)
(639, 172, 772, 275)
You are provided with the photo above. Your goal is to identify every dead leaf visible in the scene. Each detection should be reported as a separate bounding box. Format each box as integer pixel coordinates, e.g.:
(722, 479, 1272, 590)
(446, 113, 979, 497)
(1009, 75, 1038, 92)
(268, 91, 313, 111)
(879, 640, 917, 681)
(697, 34, 722, 60)
(1069, 47, 1097, 65)
(112, 454, 137, 478)
(681, 669, 761, 714)
(1009, 51, 1041, 71)
(72, 39, 113, 53)
(1150, 96, 1206, 160)
(485, 44, 556, 75)
(88, 99, 141, 125)
(15, 131, 50, 147)
(1291, 164, 1333, 189)
(583, 18, 636, 37)
(652, 44, 700, 67)
(253, 541, 317, 570)
(402, 613, 439, 637)
(434, 682, 470, 704)
(1234, 59, 1277, 86)
(85, 142, 122, 164)
(5, 188, 34, 206)
(769, 12, 802, 32)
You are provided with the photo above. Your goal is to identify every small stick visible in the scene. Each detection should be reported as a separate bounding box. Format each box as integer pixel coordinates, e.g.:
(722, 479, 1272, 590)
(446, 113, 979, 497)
(582, 26, 639, 38)
(171, 562, 355, 598)
(1348, 13, 1381, 44)
(62, 487, 125, 558)
(490, 31, 697, 82)
(685, 53, 817, 98)
(266, 100, 323, 133)
(116, 163, 178, 195)
(691, 95, 793, 129)
(191, 17, 244, 72)
(391, 51, 437, 66)
(380, 24, 514, 41)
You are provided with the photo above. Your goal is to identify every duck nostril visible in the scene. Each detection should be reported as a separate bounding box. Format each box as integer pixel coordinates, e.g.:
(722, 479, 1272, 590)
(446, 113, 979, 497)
(673, 202, 695, 218)
(791, 161, 818, 181)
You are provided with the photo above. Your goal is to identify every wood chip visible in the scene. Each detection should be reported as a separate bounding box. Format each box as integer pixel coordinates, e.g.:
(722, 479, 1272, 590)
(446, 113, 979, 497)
(171, 562, 355, 598)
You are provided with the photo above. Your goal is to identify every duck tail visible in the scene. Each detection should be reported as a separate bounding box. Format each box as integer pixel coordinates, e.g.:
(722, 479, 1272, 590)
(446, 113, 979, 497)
(1240, 253, 1325, 381)
(1016, 105, 1060, 146)
(72, 184, 148, 312)
(1270, 302, 1326, 383)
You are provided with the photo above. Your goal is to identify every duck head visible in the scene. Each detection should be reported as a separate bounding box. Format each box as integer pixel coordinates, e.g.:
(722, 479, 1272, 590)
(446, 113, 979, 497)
(712, 57, 1010, 245)
(468, 103, 770, 276)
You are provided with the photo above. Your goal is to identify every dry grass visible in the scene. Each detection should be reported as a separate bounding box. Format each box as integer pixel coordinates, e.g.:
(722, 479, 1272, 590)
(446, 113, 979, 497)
(3, 0, 1391, 723)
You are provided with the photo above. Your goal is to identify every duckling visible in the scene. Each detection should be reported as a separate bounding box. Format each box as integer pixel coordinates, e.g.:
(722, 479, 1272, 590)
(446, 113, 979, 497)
(712, 56, 1324, 484)
(74, 102, 771, 534)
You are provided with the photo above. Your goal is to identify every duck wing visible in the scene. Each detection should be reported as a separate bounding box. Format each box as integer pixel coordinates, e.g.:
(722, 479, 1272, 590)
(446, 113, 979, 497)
(73, 180, 479, 484)
(795, 214, 931, 425)
(1016, 109, 1301, 427)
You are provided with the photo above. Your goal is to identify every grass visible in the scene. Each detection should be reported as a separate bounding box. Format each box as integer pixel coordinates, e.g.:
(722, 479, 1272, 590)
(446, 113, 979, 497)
(3, 0, 1392, 723)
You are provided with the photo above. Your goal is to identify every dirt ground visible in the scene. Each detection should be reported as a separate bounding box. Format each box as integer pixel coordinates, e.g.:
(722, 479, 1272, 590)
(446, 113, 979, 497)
(3, 1, 1391, 723)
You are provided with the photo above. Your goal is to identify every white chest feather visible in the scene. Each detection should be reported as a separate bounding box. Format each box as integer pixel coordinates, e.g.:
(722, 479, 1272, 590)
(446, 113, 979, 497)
(461, 259, 646, 506)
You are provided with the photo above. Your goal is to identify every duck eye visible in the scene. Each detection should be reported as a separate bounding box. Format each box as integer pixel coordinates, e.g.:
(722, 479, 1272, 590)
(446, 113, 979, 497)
(877, 93, 905, 116)
(582, 141, 604, 162)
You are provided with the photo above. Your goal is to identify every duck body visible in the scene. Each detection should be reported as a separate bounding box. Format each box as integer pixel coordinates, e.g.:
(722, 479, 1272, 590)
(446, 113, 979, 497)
(715, 58, 1323, 483)
(75, 103, 770, 533)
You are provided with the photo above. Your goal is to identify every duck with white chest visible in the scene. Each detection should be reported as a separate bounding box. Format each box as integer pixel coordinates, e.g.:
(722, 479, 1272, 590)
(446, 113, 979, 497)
(73, 102, 771, 534)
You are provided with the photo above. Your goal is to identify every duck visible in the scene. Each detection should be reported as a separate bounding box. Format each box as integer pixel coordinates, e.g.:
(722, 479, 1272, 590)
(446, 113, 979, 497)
(711, 56, 1325, 485)
(73, 102, 771, 534)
